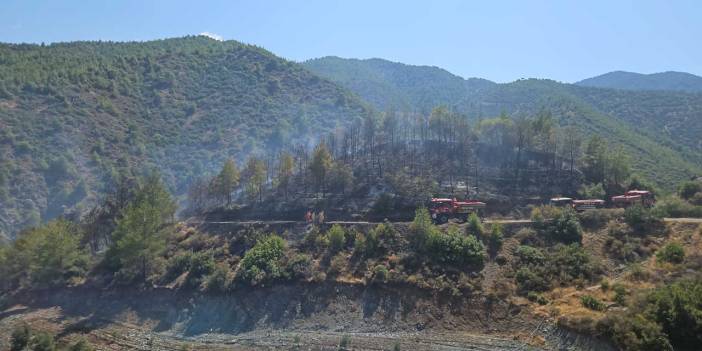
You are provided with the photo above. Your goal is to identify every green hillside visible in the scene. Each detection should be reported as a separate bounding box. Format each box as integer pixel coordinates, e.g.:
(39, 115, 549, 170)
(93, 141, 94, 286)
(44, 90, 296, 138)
(0, 36, 369, 236)
(576, 71, 702, 92)
(303, 56, 494, 113)
(303, 58, 702, 188)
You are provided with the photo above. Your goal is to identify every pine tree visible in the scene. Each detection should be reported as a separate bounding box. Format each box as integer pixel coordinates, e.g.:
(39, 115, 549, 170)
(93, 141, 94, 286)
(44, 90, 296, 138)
(277, 152, 294, 200)
(310, 142, 333, 196)
(216, 159, 240, 206)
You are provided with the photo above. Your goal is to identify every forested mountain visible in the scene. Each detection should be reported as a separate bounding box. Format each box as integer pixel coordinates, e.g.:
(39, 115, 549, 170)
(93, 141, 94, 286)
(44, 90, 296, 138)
(0, 36, 370, 237)
(303, 57, 702, 188)
(303, 57, 495, 113)
(576, 71, 702, 92)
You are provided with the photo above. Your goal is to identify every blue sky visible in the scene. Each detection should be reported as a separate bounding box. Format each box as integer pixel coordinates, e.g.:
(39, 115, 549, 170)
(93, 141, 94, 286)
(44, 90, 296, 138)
(1, 0, 700, 83)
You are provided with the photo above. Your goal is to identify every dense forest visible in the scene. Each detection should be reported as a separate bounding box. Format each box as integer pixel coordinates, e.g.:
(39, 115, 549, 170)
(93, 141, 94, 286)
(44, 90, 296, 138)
(0, 36, 370, 237)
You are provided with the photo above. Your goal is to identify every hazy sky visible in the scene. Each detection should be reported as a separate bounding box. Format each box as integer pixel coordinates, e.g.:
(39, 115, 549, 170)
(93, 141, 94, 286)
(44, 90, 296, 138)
(1, 0, 700, 83)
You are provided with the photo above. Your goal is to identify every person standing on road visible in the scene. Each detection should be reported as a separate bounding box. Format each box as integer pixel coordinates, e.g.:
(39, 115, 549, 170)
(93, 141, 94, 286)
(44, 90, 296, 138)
(318, 210, 325, 224)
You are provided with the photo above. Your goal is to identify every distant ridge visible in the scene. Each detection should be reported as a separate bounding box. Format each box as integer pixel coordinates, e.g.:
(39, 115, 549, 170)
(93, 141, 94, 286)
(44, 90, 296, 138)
(303, 56, 495, 113)
(576, 71, 702, 92)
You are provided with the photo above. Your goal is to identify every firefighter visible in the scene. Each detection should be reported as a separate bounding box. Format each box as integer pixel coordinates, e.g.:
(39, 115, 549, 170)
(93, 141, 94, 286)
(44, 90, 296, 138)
(305, 210, 312, 223)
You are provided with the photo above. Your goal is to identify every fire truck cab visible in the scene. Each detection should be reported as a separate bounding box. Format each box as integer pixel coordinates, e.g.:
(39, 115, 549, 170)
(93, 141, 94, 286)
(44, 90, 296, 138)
(612, 190, 655, 208)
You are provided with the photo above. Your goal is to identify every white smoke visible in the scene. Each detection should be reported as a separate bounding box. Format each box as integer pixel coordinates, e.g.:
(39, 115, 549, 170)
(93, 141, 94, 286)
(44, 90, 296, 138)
(199, 32, 224, 41)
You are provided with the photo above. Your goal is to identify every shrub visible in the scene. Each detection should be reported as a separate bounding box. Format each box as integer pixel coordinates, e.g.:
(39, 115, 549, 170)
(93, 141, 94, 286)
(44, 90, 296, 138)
(548, 209, 583, 244)
(10, 324, 31, 351)
(67, 339, 94, 351)
(466, 212, 484, 237)
(327, 224, 346, 253)
(515, 245, 546, 265)
(533, 206, 582, 243)
(580, 294, 605, 311)
(578, 209, 622, 229)
(238, 235, 286, 285)
(624, 205, 661, 232)
(372, 264, 389, 283)
(645, 279, 702, 348)
(653, 196, 702, 218)
(487, 223, 503, 254)
(338, 335, 351, 350)
(426, 225, 485, 267)
(678, 180, 702, 200)
(408, 207, 437, 250)
(204, 263, 231, 292)
(656, 242, 685, 264)
(527, 291, 549, 305)
(185, 251, 215, 287)
(328, 253, 346, 276)
(515, 267, 548, 293)
(613, 284, 627, 305)
(285, 253, 312, 280)
(597, 314, 672, 351)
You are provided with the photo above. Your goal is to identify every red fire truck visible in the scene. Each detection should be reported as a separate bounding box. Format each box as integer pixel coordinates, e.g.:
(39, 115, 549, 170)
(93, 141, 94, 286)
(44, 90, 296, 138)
(611, 190, 655, 208)
(429, 198, 486, 224)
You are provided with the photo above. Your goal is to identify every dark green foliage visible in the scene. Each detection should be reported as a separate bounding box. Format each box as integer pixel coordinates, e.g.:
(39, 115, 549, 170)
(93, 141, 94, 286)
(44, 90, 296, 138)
(372, 264, 389, 283)
(327, 224, 346, 253)
(515, 245, 546, 265)
(67, 339, 94, 351)
(1, 219, 88, 289)
(678, 180, 702, 200)
(624, 205, 661, 232)
(10, 324, 31, 351)
(527, 291, 549, 305)
(653, 196, 702, 218)
(598, 278, 702, 351)
(466, 213, 484, 237)
(597, 314, 673, 351)
(238, 235, 287, 285)
(426, 225, 485, 267)
(338, 335, 351, 351)
(656, 243, 685, 264)
(486, 223, 503, 254)
(535, 207, 583, 244)
(514, 244, 599, 294)
(515, 267, 549, 293)
(31, 332, 56, 351)
(645, 279, 702, 348)
(580, 295, 605, 311)
(106, 173, 175, 282)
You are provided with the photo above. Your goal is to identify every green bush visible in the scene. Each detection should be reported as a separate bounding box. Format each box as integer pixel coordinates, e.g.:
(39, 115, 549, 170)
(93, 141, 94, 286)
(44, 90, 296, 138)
(327, 224, 346, 253)
(32, 331, 56, 351)
(372, 264, 389, 283)
(678, 180, 702, 200)
(580, 294, 605, 311)
(515, 267, 549, 293)
(238, 235, 287, 285)
(204, 263, 231, 293)
(624, 205, 661, 231)
(597, 314, 672, 351)
(653, 196, 702, 218)
(515, 245, 546, 265)
(656, 242, 685, 264)
(466, 212, 484, 237)
(534, 207, 582, 244)
(10, 324, 31, 351)
(486, 223, 503, 254)
(426, 225, 485, 267)
(527, 291, 549, 305)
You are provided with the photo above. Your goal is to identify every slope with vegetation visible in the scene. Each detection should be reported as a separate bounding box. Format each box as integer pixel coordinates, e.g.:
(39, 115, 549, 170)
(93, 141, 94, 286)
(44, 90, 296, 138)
(303, 57, 702, 189)
(0, 36, 370, 237)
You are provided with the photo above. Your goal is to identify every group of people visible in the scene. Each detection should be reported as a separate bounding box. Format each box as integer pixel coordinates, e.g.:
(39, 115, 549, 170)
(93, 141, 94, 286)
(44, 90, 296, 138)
(304, 210, 325, 224)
